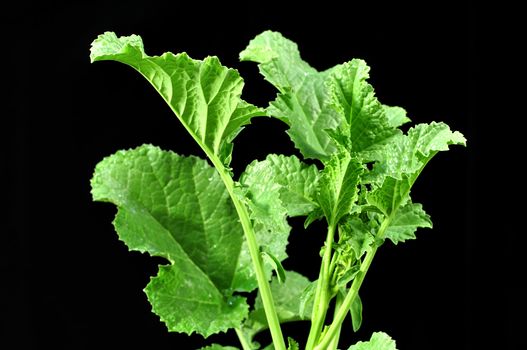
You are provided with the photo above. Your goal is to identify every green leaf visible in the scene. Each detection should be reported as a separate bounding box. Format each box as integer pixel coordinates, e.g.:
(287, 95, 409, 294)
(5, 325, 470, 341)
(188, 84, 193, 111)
(90, 32, 264, 165)
(287, 338, 300, 350)
(244, 271, 312, 339)
(199, 345, 239, 350)
(385, 202, 432, 244)
(241, 154, 320, 217)
(240, 31, 340, 160)
(350, 294, 363, 332)
(340, 217, 376, 260)
(317, 147, 363, 225)
(299, 280, 317, 319)
(367, 122, 466, 216)
(348, 332, 398, 350)
(234, 155, 319, 290)
(383, 105, 410, 128)
(261, 247, 287, 283)
(329, 60, 399, 161)
(91, 145, 249, 336)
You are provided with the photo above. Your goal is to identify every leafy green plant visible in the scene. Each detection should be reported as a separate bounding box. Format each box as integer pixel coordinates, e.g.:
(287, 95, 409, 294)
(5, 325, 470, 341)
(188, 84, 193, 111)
(90, 31, 466, 350)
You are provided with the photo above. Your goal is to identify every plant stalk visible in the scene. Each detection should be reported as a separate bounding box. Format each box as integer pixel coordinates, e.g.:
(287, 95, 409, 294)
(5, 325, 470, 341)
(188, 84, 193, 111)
(305, 225, 336, 350)
(211, 157, 286, 350)
(327, 292, 344, 350)
(314, 219, 391, 350)
(235, 328, 253, 350)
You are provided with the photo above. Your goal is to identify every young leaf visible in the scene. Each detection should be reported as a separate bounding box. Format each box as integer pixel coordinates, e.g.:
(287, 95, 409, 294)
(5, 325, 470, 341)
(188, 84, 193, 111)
(244, 271, 312, 339)
(350, 293, 363, 332)
(328, 60, 400, 161)
(90, 32, 264, 165)
(240, 31, 340, 160)
(340, 217, 376, 260)
(367, 122, 466, 216)
(91, 145, 249, 336)
(287, 338, 300, 350)
(348, 332, 398, 350)
(383, 105, 410, 128)
(261, 247, 287, 284)
(317, 147, 363, 225)
(199, 346, 239, 350)
(385, 202, 432, 244)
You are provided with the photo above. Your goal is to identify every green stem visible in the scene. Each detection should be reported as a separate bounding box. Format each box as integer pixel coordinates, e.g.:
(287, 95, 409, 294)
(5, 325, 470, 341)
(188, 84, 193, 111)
(211, 156, 286, 350)
(305, 225, 336, 350)
(327, 292, 344, 350)
(314, 219, 391, 350)
(235, 328, 253, 350)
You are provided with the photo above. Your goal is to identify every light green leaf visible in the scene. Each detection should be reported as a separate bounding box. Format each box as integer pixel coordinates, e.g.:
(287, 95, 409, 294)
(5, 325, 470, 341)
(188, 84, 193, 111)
(383, 105, 410, 128)
(368, 122, 466, 216)
(348, 332, 398, 350)
(91, 145, 248, 336)
(299, 280, 317, 319)
(287, 338, 300, 350)
(199, 345, 239, 350)
(241, 31, 340, 160)
(329, 60, 399, 161)
(385, 202, 432, 244)
(350, 294, 363, 332)
(340, 217, 376, 260)
(366, 174, 413, 217)
(261, 247, 287, 283)
(241, 154, 320, 217)
(244, 271, 312, 339)
(234, 155, 319, 290)
(90, 32, 264, 165)
(317, 147, 363, 225)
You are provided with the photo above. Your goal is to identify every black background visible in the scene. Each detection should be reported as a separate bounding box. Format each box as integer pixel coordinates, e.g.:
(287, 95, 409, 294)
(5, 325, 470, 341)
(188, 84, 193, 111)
(4, 1, 514, 349)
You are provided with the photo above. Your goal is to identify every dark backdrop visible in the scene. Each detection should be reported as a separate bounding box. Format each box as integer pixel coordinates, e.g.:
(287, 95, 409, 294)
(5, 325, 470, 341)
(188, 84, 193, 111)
(4, 1, 504, 349)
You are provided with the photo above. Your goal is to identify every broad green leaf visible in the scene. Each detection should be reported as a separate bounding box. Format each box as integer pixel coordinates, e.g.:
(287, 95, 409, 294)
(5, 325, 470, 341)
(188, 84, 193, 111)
(329, 60, 400, 161)
(244, 271, 312, 339)
(317, 147, 363, 225)
(350, 294, 363, 332)
(91, 145, 248, 336)
(368, 122, 466, 216)
(90, 32, 264, 165)
(348, 332, 398, 350)
(240, 154, 320, 217)
(240, 31, 340, 160)
(234, 155, 319, 290)
(385, 202, 432, 244)
(199, 345, 239, 350)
